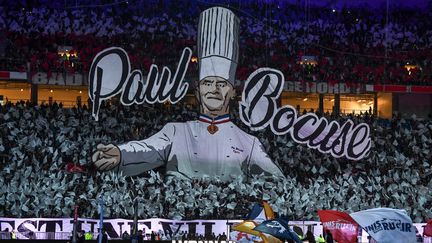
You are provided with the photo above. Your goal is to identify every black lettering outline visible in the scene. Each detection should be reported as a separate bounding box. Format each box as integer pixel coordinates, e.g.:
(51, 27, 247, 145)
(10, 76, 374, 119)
(90, 47, 192, 119)
(240, 68, 371, 161)
(239, 68, 284, 130)
(89, 47, 130, 121)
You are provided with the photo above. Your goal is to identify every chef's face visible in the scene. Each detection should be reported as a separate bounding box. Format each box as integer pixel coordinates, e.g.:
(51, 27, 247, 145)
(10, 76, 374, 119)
(196, 76, 235, 115)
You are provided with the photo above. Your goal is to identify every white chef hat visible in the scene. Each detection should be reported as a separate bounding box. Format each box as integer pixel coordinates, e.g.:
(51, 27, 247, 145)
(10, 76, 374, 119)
(197, 7, 240, 85)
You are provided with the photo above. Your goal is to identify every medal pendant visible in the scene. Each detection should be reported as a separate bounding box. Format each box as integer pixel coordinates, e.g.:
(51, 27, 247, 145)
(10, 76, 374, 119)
(207, 124, 219, 134)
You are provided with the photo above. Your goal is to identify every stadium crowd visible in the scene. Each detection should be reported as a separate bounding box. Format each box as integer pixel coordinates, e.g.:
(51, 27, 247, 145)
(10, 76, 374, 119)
(0, 0, 431, 236)
(0, 0, 432, 84)
(0, 99, 431, 223)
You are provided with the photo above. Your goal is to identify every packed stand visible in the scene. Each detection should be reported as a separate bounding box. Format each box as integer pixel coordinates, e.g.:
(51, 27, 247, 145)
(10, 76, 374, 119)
(0, 100, 430, 222)
(0, 1, 432, 84)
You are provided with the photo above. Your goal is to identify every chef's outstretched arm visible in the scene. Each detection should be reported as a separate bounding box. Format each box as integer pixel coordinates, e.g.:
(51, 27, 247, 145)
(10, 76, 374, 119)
(249, 138, 285, 178)
(92, 123, 175, 176)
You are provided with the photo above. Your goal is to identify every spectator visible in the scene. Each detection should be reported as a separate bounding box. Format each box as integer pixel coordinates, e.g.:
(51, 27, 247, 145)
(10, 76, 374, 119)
(303, 230, 316, 243)
(96, 229, 108, 243)
(122, 231, 130, 240)
(324, 230, 334, 243)
(77, 230, 85, 243)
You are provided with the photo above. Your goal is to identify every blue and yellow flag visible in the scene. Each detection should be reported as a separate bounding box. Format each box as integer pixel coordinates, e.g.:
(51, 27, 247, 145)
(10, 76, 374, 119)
(254, 218, 301, 243)
(233, 201, 282, 243)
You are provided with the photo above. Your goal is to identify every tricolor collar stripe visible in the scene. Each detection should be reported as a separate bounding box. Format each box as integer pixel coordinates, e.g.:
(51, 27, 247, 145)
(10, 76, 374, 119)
(199, 117, 230, 124)
(198, 114, 230, 124)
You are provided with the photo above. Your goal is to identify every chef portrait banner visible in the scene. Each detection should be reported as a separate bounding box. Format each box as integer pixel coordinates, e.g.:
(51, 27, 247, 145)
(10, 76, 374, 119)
(89, 5, 371, 182)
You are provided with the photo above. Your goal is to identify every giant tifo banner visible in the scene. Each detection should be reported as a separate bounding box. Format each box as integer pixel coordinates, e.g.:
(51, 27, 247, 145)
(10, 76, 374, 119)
(0, 218, 426, 241)
(0, 218, 323, 240)
(284, 81, 365, 94)
(0, 218, 240, 239)
(285, 81, 432, 94)
(88, 6, 371, 181)
(365, 84, 432, 93)
(32, 72, 88, 86)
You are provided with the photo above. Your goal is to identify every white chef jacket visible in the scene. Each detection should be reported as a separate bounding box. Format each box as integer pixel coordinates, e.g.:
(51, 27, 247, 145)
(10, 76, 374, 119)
(117, 114, 284, 181)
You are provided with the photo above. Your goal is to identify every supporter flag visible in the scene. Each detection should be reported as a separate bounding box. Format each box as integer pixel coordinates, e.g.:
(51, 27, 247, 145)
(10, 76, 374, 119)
(233, 201, 279, 243)
(232, 220, 261, 236)
(254, 218, 302, 243)
(262, 201, 276, 220)
(424, 219, 432, 237)
(259, 233, 284, 243)
(246, 201, 275, 222)
(232, 221, 286, 243)
(230, 231, 262, 243)
(318, 210, 359, 243)
(233, 201, 276, 236)
(246, 203, 265, 220)
(65, 163, 86, 173)
(350, 208, 416, 243)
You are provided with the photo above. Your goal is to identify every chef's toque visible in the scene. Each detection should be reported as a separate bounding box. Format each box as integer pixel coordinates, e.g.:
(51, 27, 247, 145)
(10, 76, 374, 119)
(197, 7, 240, 85)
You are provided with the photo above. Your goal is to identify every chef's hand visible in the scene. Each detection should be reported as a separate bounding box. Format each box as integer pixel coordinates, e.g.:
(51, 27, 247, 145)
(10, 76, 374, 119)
(92, 144, 121, 171)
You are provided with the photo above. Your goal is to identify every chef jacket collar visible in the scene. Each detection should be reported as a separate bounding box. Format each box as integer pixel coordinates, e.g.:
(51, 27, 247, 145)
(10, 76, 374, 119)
(198, 114, 231, 124)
